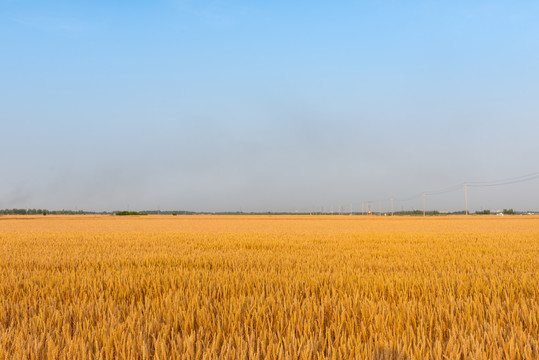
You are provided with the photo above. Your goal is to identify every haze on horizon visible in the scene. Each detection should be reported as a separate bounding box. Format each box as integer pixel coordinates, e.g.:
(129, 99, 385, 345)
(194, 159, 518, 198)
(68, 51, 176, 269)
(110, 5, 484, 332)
(1, 1, 539, 213)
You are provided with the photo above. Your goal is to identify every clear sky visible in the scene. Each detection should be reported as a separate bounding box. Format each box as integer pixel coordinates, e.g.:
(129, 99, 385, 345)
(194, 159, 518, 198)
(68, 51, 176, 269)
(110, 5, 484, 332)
(2, 0, 539, 212)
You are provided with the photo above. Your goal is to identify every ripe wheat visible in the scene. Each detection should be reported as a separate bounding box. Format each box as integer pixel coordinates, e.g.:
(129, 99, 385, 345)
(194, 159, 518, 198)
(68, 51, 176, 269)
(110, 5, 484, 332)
(0, 215, 537, 359)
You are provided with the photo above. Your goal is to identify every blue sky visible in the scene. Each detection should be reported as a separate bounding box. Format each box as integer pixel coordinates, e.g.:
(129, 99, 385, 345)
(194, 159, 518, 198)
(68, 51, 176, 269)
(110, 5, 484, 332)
(1, 0, 539, 212)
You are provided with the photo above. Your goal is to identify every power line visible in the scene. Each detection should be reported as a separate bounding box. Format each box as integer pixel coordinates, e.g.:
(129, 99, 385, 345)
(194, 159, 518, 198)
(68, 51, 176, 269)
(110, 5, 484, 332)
(467, 171, 539, 185)
(353, 170, 539, 214)
(424, 184, 463, 195)
(468, 173, 539, 187)
(394, 193, 423, 202)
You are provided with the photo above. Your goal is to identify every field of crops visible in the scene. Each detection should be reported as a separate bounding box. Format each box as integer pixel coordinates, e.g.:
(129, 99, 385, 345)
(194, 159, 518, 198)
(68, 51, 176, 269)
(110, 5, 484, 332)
(0, 215, 537, 359)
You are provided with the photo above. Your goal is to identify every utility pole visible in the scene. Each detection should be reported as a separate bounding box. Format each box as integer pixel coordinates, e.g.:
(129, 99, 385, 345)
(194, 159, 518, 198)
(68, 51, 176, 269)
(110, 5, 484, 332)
(379, 200, 382, 216)
(350, 203, 353, 216)
(422, 193, 426, 216)
(391, 197, 394, 216)
(465, 183, 468, 215)
(362, 202, 364, 215)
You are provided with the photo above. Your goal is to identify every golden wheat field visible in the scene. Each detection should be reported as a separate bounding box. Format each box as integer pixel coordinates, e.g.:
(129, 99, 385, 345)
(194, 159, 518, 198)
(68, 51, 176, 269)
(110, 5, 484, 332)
(0, 215, 538, 359)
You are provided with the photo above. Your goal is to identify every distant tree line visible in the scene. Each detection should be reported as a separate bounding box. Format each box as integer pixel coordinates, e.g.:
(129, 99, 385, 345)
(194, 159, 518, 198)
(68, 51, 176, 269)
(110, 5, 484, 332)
(391, 210, 462, 216)
(140, 210, 200, 215)
(475, 209, 516, 215)
(0, 209, 103, 215)
(115, 211, 148, 216)
(0, 208, 530, 216)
